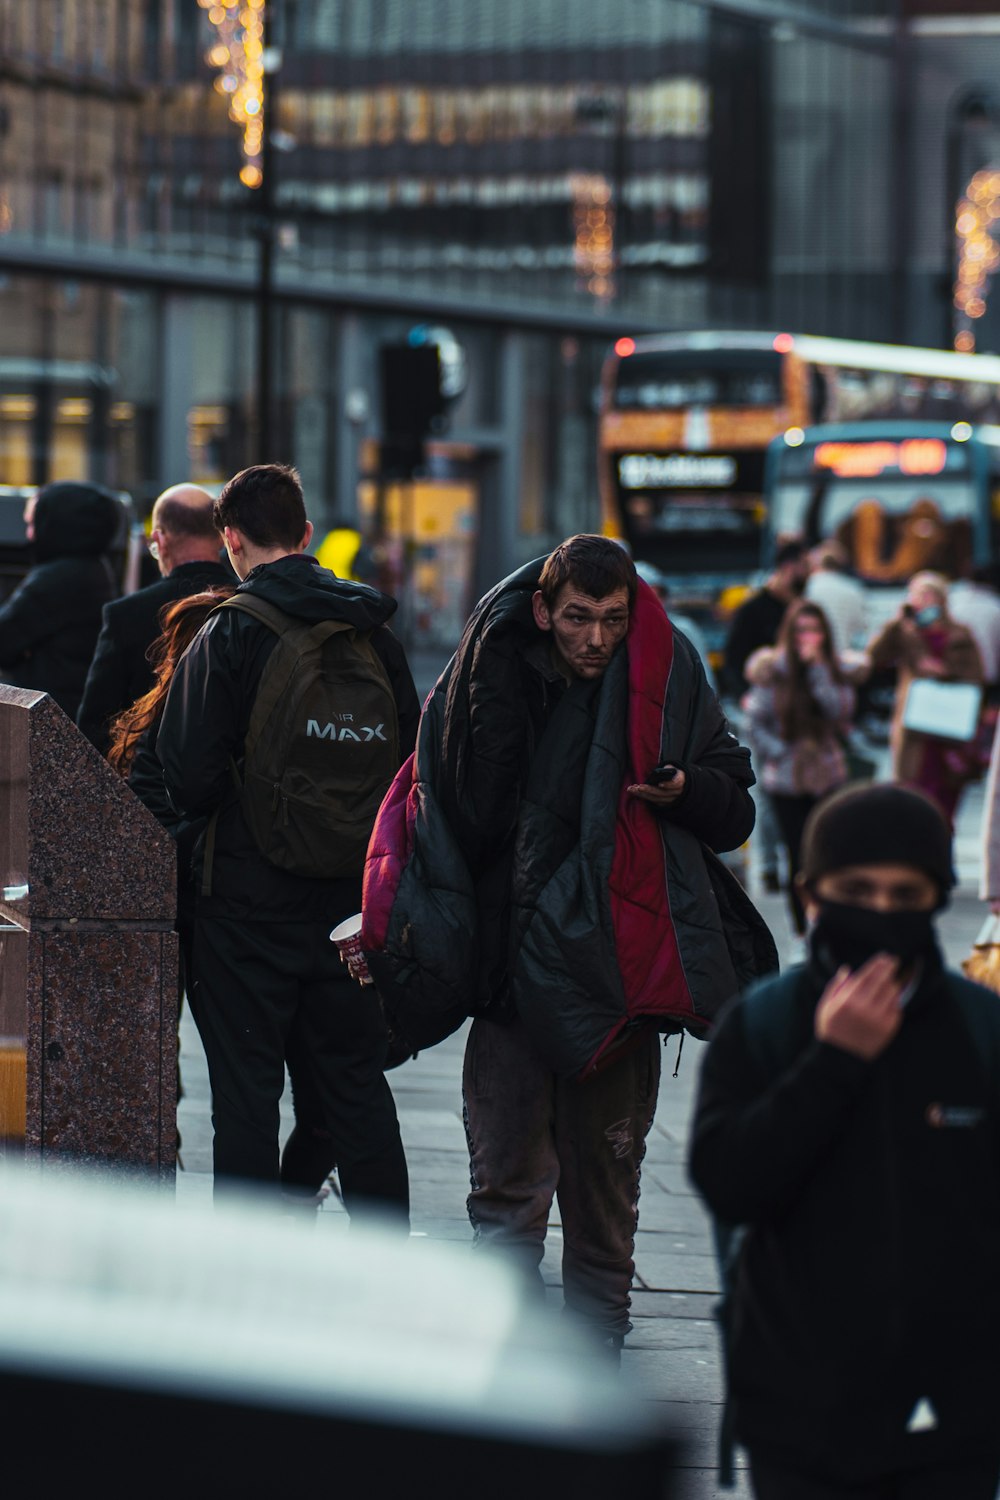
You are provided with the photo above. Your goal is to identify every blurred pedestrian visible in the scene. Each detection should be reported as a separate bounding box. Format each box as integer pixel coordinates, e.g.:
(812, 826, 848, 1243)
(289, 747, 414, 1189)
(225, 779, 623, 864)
(721, 540, 810, 698)
(364, 534, 774, 1357)
(948, 565, 1000, 701)
(980, 710, 1000, 918)
(722, 540, 809, 895)
(0, 481, 119, 720)
(690, 783, 1000, 1500)
(803, 539, 867, 653)
(156, 464, 418, 1215)
(743, 600, 858, 945)
(78, 483, 233, 754)
(866, 571, 983, 824)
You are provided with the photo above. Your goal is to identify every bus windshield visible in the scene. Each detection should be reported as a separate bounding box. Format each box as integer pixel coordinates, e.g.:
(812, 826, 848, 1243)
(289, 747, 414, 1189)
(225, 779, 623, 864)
(768, 431, 985, 583)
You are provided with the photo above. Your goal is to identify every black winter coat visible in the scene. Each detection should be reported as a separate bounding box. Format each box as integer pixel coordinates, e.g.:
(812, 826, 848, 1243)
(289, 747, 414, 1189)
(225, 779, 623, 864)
(689, 954, 1000, 1481)
(720, 586, 789, 697)
(363, 562, 773, 1075)
(156, 554, 420, 922)
(78, 557, 235, 753)
(0, 482, 120, 719)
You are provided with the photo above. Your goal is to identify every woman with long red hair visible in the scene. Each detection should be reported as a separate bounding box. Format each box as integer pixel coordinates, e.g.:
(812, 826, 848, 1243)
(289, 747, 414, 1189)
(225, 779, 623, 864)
(743, 599, 860, 944)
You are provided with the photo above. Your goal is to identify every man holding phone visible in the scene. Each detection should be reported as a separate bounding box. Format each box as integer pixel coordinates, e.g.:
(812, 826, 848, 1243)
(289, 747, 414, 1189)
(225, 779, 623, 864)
(366, 535, 770, 1360)
(690, 783, 1000, 1499)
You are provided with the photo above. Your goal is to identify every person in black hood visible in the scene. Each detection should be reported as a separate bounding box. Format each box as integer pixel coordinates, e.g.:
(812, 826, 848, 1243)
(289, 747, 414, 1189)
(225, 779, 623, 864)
(0, 480, 120, 719)
(689, 783, 1000, 1499)
(156, 463, 417, 1217)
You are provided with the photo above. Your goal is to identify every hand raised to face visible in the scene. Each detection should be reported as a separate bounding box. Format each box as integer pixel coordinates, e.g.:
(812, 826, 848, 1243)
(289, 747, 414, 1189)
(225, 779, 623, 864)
(814, 954, 905, 1060)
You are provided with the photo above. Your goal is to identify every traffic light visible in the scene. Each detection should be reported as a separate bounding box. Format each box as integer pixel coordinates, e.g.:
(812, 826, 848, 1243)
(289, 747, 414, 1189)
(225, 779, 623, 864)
(378, 343, 446, 479)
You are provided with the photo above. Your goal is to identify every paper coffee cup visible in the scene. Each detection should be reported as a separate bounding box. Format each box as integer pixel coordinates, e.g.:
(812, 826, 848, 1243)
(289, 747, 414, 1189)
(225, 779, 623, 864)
(329, 913, 373, 985)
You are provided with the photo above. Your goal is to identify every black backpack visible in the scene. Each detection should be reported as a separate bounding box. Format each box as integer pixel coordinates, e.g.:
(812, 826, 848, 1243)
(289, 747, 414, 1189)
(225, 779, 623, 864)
(203, 593, 400, 886)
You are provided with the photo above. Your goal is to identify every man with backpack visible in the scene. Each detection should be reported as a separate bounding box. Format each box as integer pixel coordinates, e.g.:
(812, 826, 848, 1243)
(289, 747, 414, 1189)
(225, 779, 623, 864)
(689, 783, 1000, 1498)
(156, 464, 418, 1214)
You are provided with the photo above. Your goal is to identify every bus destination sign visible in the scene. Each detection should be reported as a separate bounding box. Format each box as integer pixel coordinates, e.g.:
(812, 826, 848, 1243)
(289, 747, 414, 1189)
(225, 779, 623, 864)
(619, 453, 739, 490)
(812, 439, 948, 479)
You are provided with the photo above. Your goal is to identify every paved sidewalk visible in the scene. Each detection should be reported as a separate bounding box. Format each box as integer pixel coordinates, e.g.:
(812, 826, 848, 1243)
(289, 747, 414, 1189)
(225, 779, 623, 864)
(175, 785, 990, 1500)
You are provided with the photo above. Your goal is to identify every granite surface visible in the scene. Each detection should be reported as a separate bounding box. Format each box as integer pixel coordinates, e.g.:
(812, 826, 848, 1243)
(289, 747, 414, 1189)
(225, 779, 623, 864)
(0, 687, 177, 1177)
(25, 930, 177, 1176)
(0, 686, 175, 926)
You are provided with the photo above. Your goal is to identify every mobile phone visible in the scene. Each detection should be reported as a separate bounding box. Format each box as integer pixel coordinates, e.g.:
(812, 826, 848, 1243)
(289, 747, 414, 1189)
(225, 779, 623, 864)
(648, 763, 678, 785)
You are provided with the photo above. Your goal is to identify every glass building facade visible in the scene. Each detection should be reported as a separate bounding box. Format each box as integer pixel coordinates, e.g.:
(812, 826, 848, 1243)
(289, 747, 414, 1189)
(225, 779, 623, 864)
(0, 1, 956, 630)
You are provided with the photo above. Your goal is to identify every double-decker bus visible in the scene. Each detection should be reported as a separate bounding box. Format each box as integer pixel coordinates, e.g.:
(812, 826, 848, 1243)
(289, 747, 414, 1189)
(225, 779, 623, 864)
(598, 331, 1000, 654)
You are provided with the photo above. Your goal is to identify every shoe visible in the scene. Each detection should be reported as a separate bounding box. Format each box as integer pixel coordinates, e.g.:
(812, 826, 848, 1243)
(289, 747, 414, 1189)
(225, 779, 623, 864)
(597, 1332, 624, 1368)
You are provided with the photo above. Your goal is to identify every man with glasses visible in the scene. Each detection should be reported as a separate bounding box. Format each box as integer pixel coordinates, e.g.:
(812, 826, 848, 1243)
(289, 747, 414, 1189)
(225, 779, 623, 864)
(78, 483, 232, 755)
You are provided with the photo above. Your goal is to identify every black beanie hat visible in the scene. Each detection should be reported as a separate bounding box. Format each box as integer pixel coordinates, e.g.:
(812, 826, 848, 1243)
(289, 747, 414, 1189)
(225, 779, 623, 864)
(800, 782, 955, 892)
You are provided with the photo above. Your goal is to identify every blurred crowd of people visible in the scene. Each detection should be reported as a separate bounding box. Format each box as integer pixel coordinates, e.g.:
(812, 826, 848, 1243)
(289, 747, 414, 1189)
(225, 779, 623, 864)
(719, 538, 998, 949)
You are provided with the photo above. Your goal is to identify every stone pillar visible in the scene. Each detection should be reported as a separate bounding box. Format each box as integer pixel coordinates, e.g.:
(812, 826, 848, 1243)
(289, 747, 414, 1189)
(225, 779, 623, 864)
(0, 686, 177, 1179)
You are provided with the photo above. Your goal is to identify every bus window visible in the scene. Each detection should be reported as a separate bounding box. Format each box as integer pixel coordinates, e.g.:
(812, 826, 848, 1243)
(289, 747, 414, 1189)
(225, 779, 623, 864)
(611, 349, 783, 411)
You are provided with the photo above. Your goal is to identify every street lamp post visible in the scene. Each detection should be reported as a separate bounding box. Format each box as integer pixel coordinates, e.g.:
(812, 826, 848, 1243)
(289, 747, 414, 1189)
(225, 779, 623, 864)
(256, 4, 280, 462)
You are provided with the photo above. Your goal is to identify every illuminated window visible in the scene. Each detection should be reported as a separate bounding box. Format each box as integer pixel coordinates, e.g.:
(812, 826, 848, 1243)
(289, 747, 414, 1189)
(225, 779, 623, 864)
(375, 89, 400, 146)
(403, 90, 430, 144)
(434, 92, 456, 146)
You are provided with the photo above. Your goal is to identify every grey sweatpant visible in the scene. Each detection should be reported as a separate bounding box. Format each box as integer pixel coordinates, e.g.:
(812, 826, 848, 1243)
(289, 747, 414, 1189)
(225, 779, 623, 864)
(462, 1013, 661, 1337)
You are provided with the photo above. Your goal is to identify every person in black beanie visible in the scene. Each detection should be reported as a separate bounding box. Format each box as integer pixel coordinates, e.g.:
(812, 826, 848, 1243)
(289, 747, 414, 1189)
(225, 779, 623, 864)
(689, 782, 1000, 1499)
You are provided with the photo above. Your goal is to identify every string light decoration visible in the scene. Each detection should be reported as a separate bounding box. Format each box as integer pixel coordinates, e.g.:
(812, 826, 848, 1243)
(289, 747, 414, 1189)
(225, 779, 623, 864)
(953, 168, 1000, 350)
(198, 0, 267, 189)
(571, 174, 615, 301)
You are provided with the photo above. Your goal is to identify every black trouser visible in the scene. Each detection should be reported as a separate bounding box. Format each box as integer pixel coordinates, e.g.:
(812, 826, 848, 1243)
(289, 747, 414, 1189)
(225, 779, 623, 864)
(188, 913, 409, 1222)
(463, 1014, 661, 1337)
(749, 1451, 1000, 1500)
(770, 793, 820, 936)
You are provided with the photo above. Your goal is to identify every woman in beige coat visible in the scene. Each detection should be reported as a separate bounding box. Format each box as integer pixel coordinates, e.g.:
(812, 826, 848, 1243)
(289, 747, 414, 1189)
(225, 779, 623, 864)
(866, 571, 983, 823)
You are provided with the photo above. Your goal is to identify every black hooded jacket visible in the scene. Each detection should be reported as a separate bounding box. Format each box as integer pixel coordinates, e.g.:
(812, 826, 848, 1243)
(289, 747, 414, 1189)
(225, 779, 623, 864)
(0, 482, 120, 718)
(156, 553, 420, 922)
(689, 950, 1000, 1480)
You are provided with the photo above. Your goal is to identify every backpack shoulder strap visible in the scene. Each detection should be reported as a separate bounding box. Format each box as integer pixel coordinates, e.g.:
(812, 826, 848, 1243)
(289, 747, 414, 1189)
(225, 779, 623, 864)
(950, 972, 1000, 1081)
(218, 592, 354, 647)
(217, 592, 296, 637)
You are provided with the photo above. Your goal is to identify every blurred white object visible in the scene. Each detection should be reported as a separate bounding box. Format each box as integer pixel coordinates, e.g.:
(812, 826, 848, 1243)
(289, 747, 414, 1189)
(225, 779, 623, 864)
(0, 1165, 669, 1448)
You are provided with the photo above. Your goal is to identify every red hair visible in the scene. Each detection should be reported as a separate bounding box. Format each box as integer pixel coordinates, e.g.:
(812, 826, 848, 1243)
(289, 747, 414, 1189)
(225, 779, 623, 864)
(107, 586, 235, 774)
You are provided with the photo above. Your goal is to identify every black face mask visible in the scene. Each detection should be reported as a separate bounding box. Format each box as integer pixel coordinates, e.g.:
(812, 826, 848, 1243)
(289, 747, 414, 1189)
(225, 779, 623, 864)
(810, 899, 939, 972)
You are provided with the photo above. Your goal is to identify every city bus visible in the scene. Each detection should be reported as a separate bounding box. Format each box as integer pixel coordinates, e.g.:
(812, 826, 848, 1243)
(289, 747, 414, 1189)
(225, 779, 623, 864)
(762, 420, 999, 631)
(597, 331, 1000, 652)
